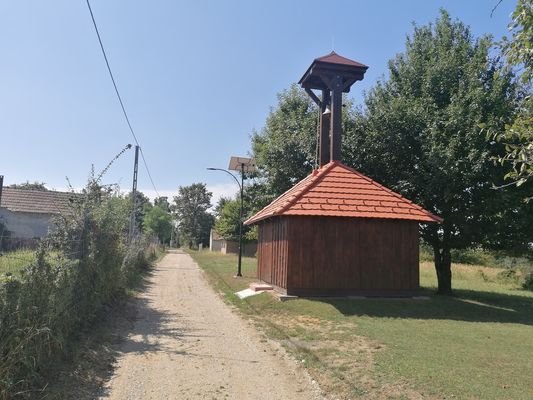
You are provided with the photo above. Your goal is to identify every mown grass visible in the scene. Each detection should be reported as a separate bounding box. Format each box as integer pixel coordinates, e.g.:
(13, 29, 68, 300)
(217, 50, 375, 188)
(0, 249, 36, 276)
(190, 250, 533, 400)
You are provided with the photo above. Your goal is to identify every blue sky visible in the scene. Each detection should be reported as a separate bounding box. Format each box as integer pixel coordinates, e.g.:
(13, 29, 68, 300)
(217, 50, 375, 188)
(0, 0, 517, 203)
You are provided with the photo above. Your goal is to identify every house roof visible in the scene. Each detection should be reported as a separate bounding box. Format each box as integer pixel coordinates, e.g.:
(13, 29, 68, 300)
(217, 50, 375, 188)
(0, 187, 75, 215)
(244, 161, 442, 225)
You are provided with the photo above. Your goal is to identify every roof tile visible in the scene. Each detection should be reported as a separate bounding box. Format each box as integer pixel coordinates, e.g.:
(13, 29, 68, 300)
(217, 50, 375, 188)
(0, 188, 75, 215)
(244, 161, 442, 225)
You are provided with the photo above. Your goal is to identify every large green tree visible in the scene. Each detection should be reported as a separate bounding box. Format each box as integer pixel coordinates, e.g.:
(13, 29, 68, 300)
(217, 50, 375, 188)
(346, 10, 528, 294)
(173, 183, 213, 249)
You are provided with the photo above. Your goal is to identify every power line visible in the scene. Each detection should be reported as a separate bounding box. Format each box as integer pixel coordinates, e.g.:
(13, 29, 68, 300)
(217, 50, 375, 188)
(85, 0, 160, 198)
(139, 147, 160, 198)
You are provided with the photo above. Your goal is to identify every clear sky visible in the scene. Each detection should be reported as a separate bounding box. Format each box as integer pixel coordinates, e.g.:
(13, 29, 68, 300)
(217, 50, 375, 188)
(0, 0, 517, 203)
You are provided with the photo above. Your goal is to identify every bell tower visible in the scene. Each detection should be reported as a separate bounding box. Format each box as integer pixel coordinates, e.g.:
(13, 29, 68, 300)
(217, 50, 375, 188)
(298, 52, 368, 166)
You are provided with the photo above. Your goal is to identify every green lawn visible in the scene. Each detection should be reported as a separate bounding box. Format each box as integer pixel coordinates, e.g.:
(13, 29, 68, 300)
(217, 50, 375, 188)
(0, 249, 35, 277)
(190, 250, 533, 400)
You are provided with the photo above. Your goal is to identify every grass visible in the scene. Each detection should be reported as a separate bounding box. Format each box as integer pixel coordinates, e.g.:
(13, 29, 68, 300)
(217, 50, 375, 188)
(189, 250, 533, 400)
(0, 249, 35, 276)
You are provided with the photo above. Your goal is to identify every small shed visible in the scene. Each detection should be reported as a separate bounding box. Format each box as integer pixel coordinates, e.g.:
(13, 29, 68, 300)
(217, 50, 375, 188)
(244, 52, 441, 296)
(244, 162, 441, 296)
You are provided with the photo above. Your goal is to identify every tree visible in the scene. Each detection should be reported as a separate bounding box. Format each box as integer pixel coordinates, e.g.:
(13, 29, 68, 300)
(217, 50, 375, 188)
(494, 0, 533, 192)
(251, 84, 318, 198)
(173, 183, 213, 249)
(251, 83, 358, 202)
(9, 181, 48, 191)
(213, 195, 257, 242)
(154, 196, 171, 212)
(126, 191, 151, 232)
(143, 205, 173, 244)
(346, 10, 527, 294)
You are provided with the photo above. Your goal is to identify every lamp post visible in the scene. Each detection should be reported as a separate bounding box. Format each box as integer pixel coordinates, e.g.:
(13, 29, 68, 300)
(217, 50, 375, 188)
(207, 167, 245, 277)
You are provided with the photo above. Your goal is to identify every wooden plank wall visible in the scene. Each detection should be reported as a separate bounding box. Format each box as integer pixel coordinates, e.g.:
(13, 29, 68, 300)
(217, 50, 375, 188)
(286, 216, 419, 296)
(257, 217, 288, 290)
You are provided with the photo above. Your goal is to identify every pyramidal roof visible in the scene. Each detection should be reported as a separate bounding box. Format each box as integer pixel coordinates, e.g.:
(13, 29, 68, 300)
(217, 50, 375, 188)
(244, 162, 442, 225)
(314, 51, 368, 68)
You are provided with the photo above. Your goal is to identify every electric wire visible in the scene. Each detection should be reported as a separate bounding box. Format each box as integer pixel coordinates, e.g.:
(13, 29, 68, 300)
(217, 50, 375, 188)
(85, 0, 160, 198)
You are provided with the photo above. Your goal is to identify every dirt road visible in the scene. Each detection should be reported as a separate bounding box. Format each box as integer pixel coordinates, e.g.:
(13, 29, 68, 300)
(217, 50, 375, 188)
(99, 250, 322, 400)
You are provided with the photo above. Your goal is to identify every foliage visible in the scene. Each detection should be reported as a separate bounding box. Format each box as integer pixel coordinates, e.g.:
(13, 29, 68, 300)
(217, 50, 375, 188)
(500, 0, 533, 86)
(214, 198, 241, 241)
(8, 181, 48, 191)
(143, 205, 173, 244)
(523, 271, 533, 291)
(0, 178, 156, 399)
(250, 84, 360, 204)
(251, 84, 318, 198)
(213, 196, 256, 242)
(154, 196, 171, 212)
(0, 250, 35, 276)
(345, 10, 530, 294)
(0, 220, 9, 251)
(493, 0, 533, 193)
(173, 183, 213, 249)
(126, 190, 151, 232)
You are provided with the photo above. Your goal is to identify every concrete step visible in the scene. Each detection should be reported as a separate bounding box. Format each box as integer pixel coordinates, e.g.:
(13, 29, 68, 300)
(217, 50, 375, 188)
(249, 282, 273, 292)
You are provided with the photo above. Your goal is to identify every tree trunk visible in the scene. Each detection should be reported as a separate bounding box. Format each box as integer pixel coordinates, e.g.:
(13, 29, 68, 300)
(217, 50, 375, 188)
(433, 245, 452, 295)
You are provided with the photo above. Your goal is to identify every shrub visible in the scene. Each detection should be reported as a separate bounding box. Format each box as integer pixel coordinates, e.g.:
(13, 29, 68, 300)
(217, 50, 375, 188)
(0, 180, 156, 399)
(522, 272, 533, 291)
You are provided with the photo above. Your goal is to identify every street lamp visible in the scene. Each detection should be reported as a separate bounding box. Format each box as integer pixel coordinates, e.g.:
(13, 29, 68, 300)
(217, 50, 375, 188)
(207, 157, 255, 278)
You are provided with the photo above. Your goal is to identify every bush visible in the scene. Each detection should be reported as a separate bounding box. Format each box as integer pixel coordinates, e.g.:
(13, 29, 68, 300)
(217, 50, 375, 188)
(522, 272, 533, 291)
(0, 181, 157, 399)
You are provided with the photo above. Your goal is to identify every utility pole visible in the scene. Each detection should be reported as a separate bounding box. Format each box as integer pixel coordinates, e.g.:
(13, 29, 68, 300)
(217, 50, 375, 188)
(0, 175, 3, 207)
(129, 145, 139, 242)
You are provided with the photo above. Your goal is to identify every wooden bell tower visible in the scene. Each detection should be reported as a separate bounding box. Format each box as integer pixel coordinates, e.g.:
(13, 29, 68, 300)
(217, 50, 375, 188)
(298, 52, 368, 166)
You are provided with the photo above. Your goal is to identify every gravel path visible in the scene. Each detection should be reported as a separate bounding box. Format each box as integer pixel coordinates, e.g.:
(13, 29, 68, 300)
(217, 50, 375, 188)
(99, 250, 322, 400)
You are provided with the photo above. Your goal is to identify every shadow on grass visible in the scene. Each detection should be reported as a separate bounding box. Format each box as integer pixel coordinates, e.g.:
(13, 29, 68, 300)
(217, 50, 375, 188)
(318, 288, 533, 326)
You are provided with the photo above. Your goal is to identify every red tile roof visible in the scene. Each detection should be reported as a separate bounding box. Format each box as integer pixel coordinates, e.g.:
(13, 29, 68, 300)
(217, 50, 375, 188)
(314, 51, 368, 68)
(244, 162, 442, 225)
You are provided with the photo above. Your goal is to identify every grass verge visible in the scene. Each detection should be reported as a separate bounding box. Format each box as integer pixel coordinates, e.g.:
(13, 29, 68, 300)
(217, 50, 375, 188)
(0, 250, 36, 276)
(190, 250, 533, 400)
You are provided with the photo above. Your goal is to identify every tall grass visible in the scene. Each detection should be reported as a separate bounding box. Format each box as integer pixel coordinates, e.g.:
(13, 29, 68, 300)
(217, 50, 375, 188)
(0, 183, 157, 399)
(0, 250, 35, 277)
